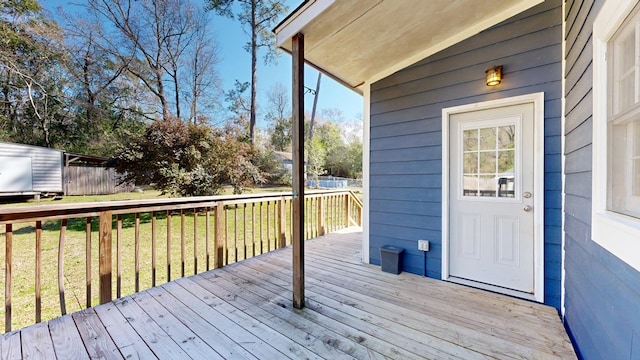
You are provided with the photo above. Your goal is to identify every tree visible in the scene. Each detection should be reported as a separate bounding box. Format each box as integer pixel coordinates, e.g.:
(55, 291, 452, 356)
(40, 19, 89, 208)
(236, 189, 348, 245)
(0, 0, 69, 147)
(265, 82, 291, 151)
(59, 8, 144, 155)
(306, 136, 326, 188)
(84, 0, 207, 122)
(184, 12, 222, 124)
(224, 80, 251, 140)
(207, 0, 288, 143)
(115, 117, 264, 196)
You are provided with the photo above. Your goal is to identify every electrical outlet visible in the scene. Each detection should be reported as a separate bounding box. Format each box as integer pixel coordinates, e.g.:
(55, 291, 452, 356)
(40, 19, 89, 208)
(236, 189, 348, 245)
(418, 240, 430, 251)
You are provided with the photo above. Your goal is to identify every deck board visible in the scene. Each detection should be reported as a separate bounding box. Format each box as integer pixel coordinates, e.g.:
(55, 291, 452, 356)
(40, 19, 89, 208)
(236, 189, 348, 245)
(2, 228, 577, 359)
(2, 331, 21, 360)
(49, 315, 90, 360)
(92, 302, 156, 360)
(72, 308, 122, 360)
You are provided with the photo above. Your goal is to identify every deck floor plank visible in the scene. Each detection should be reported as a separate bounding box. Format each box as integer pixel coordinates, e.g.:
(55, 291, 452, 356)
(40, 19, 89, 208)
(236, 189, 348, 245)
(216, 260, 440, 360)
(211, 264, 431, 360)
(48, 315, 90, 360)
(1, 331, 21, 360)
(4, 228, 577, 359)
(176, 277, 323, 360)
(194, 272, 363, 360)
(93, 302, 158, 360)
(111, 295, 189, 359)
(266, 250, 563, 346)
(146, 285, 258, 360)
(266, 236, 575, 358)
(20, 322, 55, 360)
(233, 257, 487, 359)
(71, 308, 123, 360)
(161, 280, 285, 360)
(129, 290, 225, 360)
(203, 268, 386, 360)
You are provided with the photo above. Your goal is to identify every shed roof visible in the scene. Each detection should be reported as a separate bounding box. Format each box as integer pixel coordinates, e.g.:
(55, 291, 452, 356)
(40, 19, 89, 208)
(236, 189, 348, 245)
(275, 0, 543, 92)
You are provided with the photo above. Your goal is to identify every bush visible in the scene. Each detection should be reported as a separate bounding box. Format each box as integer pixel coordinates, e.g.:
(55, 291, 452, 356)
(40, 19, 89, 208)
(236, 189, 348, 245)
(115, 118, 264, 196)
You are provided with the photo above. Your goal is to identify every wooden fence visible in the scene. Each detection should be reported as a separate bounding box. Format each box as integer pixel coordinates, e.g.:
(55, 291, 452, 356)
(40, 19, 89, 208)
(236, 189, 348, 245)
(64, 166, 134, 196)
(0, 190, 362, 332)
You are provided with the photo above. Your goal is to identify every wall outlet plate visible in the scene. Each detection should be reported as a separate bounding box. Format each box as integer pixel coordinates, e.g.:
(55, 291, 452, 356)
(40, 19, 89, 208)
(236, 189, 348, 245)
(418, 240, 430, 251)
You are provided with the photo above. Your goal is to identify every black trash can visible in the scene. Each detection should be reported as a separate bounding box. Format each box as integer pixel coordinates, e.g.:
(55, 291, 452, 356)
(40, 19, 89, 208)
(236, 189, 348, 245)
(380, 245, 404, 274)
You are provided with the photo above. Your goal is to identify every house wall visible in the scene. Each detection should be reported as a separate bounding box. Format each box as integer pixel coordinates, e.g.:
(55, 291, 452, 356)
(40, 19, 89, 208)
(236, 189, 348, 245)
(368, 0, 563, 309)
(0, 142, 63, 193)
(564, 0, 640, 358)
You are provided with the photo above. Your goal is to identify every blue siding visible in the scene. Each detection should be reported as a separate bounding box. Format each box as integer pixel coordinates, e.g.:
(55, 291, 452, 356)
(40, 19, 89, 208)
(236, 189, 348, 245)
(563, 0, 640, 358)
(369, 1, 563, 309)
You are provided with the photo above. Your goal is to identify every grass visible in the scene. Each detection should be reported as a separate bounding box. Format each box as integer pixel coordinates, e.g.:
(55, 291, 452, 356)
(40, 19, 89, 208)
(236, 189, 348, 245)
(0, 186, 355, 333)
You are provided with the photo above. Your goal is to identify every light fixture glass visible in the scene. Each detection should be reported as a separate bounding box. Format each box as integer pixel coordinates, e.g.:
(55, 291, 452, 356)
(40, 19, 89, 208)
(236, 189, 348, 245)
(485, 66, 503, 86)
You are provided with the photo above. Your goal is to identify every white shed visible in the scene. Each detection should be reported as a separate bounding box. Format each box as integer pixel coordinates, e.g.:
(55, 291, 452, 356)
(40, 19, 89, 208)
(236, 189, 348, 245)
(0, 142, 63, 195)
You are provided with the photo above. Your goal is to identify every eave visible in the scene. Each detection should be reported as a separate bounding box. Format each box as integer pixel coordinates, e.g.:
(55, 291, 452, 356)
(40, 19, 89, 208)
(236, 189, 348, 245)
(274, 0, 545, 93)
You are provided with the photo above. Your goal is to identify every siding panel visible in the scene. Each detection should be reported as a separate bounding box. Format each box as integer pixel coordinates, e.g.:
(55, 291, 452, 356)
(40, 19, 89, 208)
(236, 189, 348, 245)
(0, 142, 63, 193)
(563, 0, 640, 358)
(369, 1, 563, 311)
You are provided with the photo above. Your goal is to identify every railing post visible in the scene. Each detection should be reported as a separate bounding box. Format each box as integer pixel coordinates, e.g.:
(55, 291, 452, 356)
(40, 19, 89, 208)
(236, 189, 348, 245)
(5, 224, 12, 332)
(278, 197, 287, 248)
(317, 196, 325, 236)
(99, 211, 112, 305)
(345, 193, 351, 228)
(214, 202, 225, 268)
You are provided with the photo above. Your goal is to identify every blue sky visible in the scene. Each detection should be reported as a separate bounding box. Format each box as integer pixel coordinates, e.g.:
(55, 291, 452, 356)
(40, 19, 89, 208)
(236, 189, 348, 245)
(43, 0, 363, 128)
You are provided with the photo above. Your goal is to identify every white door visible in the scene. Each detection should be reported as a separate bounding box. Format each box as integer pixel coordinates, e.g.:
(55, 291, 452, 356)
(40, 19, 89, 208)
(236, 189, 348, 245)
(449, 103, 535, 294)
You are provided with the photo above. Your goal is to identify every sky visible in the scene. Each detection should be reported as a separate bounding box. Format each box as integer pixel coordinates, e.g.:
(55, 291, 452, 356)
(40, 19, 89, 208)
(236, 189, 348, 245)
(43, 0, 364, 128)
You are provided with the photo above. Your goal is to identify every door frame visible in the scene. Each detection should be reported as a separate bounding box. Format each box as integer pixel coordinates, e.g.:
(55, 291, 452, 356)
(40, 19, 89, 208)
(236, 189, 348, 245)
(441, 92, 545, 303)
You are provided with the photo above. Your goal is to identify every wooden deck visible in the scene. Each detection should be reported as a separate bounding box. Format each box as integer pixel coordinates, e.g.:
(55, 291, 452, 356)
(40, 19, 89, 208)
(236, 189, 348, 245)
(1, 228, 576, 359)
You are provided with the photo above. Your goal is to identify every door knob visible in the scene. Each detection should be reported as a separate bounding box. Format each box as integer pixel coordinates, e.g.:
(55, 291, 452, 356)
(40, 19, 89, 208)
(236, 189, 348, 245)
(523, 205, 532, 212)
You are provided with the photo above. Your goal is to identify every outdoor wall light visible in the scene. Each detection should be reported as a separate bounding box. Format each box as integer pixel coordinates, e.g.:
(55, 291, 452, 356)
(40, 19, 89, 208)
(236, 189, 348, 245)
(485, 66, 503, 86)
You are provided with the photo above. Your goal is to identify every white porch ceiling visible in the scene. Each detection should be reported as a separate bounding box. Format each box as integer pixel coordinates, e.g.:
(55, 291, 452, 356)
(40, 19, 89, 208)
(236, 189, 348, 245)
(275, 0, 544, 93)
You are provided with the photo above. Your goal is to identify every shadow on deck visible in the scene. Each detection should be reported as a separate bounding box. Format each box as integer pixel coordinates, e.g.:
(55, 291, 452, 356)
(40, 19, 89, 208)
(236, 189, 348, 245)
(1, 227, 576, 359)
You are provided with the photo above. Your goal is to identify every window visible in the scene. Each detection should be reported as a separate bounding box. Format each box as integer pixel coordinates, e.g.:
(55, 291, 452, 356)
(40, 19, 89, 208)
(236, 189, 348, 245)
(609, 5, 640, 218)
(461, 124, 516, 198)
(592, 0, 640, 272)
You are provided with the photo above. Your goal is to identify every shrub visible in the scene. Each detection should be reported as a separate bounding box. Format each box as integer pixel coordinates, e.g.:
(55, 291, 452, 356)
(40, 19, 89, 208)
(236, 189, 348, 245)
(115, 118, 264, 196)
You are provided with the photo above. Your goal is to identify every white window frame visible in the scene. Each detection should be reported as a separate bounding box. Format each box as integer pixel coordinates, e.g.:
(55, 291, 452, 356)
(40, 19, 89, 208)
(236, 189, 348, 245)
(592, 0, 640, 272)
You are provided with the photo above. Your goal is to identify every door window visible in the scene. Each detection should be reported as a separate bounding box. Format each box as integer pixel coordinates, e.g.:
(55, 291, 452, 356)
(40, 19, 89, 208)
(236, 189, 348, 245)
(461, 124, 517, 198)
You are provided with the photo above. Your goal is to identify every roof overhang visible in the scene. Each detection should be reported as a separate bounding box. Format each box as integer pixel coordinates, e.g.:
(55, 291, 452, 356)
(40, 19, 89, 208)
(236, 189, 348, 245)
(275, 0, 544, 93)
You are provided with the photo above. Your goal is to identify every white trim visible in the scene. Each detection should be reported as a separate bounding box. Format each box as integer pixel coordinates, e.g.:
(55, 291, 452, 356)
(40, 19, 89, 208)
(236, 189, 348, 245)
(361, 83, 371, 263)
(560, 0, 567, 317)
(365, 0, 544, 87)
(274, 0, 335, 47)
(592, 0, 640, 272)
(442, 92, 545, 303)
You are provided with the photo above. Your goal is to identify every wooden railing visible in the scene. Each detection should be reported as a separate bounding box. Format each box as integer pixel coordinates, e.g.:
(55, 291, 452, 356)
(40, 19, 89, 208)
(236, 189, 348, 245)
(0, 189, 362, 333)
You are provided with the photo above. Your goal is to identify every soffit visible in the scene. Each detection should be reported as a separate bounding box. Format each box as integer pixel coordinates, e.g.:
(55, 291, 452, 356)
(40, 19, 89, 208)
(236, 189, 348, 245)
(276, 0, 543, 93)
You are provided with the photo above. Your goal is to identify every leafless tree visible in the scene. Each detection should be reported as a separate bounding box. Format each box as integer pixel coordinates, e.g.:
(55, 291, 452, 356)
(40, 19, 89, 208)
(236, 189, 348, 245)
(84, 0, 203, 121)
(183, 12, 222, 124)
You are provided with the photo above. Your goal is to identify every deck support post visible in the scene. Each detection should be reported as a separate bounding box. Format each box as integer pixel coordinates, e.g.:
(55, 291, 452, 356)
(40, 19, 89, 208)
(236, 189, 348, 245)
(99, 211, 112, 304)
(292, 32, 305, 309)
